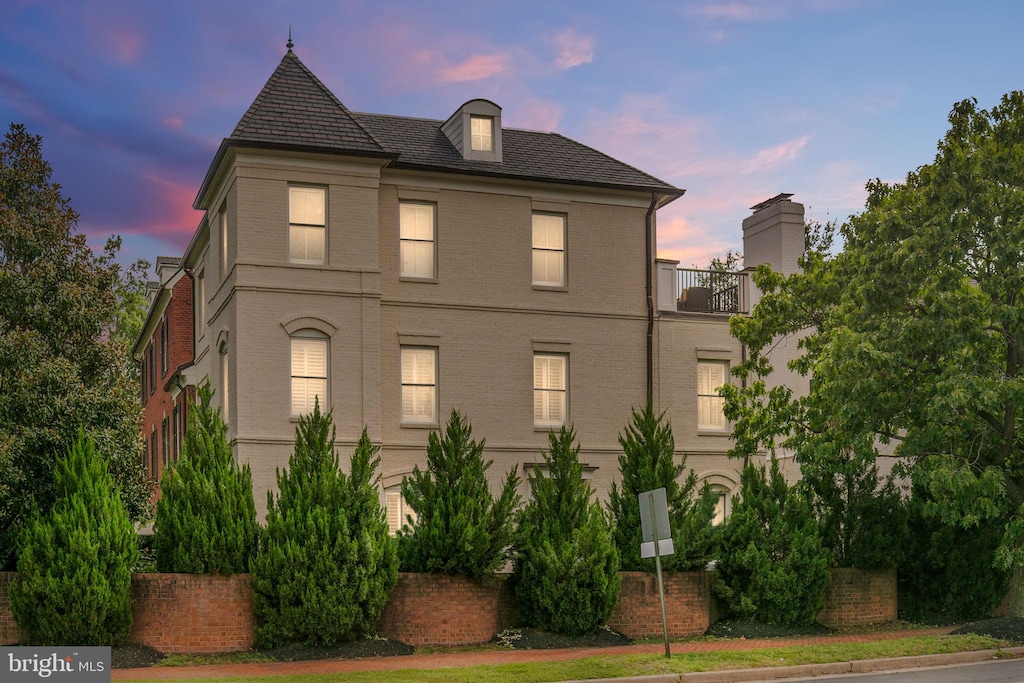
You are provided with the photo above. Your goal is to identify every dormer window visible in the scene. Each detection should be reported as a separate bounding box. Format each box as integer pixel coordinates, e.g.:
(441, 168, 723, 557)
(470, 116, 493, 152)
(442, 99, 502, 162)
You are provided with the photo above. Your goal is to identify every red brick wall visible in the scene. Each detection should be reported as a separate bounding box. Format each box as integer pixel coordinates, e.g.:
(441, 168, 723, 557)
(376, 573, 518, 646)
(607, 571, 713, 638)
(129, 573, 253, 653)
(0, 573, 27, 645)
(140, 274, 195, 487)
(817, 567, 897, 628)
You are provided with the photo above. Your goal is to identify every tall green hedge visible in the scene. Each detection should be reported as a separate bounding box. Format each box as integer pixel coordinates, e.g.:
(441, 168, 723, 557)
(608, 400, 718, 571)
(251, 404, 397, 647)
(715, 460, 830, 625)
(153, 384, 258, 574)
(512, 426, 619, 635)
(398, 409, 520, 579)
(10, 430, 138, 645)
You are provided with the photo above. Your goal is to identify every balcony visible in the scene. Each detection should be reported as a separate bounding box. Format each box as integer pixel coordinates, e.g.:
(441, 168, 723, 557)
(656, 263, 750, 315)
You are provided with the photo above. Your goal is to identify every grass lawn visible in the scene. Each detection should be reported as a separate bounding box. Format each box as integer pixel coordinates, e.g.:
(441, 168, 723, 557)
(118, 633, 1012, 682)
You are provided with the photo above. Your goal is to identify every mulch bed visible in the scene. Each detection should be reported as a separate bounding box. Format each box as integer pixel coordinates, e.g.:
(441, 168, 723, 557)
(950, 617, 1024, 644)
(497, 626, 632, 650)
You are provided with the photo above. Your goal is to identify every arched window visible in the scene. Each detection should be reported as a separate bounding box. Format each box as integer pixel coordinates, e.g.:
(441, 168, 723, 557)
(291, 330, 328, 415)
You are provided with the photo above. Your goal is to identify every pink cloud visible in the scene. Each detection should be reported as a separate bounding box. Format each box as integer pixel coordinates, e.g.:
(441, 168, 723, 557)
(509, 98, 563, 132)
(439, 53, 511, 83)
(162, 116, 183, 130)
(552, 29, 594, 70)
(124, 172, 202, 247)
(741, 135, 812, 173)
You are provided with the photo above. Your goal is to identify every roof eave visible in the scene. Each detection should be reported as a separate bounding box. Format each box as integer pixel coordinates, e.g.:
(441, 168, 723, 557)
(193, 138, 400, 211)
(384, 160, 685, 202)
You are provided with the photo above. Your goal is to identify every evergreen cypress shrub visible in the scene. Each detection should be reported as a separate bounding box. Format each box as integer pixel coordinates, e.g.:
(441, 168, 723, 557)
(251, 404, 397, 647)
(898, 479, 1009, 621)
(608, 400, 717, 571)
(512, 426, 620, 635)
(398, 409, 520, 579)
(10, 430, 138, 645)
(153, 384, 258, 574)
(715, 459, 830, 626)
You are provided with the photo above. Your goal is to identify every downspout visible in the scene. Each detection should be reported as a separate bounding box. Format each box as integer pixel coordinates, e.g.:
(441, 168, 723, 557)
(646, 193, 658, 399)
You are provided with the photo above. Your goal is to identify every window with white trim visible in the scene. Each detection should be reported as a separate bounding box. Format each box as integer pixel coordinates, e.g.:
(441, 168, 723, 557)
(697, 361, 728, 431)
(470, 115, 493, 152)
(710, 485, 731, 526)
(291, 332, 328, 415)
(289, 186, 326, 265)
(400, 203, 435, 279)
(218, 207, 228, 280)
(532, 214, 565, 287)
(534, 353, 567, 427)
(401, 347, 437, 424)
(385, 487, 418, 535)
(219, 340, 230, 420)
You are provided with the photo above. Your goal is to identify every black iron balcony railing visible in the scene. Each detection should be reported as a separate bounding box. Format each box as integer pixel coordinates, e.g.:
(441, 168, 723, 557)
(676, 268, 749, 314)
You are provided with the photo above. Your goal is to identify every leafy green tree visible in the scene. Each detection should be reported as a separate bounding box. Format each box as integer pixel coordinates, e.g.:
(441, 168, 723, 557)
(154, 384, 258, 574)
(608, 400, 717, 571)
(398, 409, 520, 579)
(512, 426, 620, 635)
(715, 459, 830, 625)
(252, 404, 397, 647)
(10, 430, 138, 645)
(724, 92, 1024, 592)
(899, 463, 1010, 621)
(0, 124, 151, 569)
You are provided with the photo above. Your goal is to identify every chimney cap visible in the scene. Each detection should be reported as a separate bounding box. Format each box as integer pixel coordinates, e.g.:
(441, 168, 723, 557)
(750, 193, 794, 212)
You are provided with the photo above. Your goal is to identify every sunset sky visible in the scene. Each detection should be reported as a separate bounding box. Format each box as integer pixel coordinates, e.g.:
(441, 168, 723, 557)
(3, 0, 1022, 271)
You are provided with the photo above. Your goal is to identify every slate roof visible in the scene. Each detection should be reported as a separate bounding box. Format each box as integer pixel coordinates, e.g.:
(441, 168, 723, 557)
(356, 112, 681, 195)
(196, 49, 682, 208)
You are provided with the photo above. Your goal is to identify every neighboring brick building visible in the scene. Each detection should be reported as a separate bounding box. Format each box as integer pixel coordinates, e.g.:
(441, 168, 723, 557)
(134, 256, 196, 487)
(137, 41, 805, 522)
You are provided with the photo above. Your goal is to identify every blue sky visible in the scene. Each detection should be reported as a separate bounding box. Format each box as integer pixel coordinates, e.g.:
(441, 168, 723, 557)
(3, 0, 1023, 271)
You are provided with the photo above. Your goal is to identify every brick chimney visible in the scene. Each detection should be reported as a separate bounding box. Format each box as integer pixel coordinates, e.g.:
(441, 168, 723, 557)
(742, 193, 804, 277)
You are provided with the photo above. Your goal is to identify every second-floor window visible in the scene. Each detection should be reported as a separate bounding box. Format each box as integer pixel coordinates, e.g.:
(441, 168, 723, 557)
(400, 203, 436, 279)
(697, 361, 728, 431)
(289, 186, 326, 265)
(532, 214, 565, 288)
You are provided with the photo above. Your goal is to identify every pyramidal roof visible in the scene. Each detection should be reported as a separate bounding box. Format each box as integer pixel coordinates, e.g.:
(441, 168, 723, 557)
(229, 49, 388, 156)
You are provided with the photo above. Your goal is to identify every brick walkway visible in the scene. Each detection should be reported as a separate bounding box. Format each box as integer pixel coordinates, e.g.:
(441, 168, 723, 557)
(111, 627, 953, 680)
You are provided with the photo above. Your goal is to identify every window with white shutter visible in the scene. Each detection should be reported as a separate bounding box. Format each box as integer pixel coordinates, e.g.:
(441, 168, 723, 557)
(697, 361, 728, 431)
(534, 354, 567, 428)
(532, 214, 565, 287)
(385, 488, 418, 535)
(401, 347, 437, 424)
(400, 203, 436, 279)
(289, 186, 326, 265)
(291, 334, 328, 415)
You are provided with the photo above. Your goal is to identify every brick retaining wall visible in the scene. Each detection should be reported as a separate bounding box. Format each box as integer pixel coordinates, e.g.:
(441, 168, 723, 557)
(606, 571, 713, 638)
(817, 567, 897, 628)
(1, 568, 897, 650)
(0, 573, 27, 644)
(129, 573, 254, 653)
(376, 572, 518, 646)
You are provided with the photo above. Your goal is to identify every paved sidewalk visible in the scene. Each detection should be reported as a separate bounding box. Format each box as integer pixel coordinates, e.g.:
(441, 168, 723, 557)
(110, 626, 1018, 681)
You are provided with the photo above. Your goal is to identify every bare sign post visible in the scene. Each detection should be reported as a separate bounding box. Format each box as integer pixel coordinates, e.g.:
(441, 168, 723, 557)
(639, 487, 674, 658)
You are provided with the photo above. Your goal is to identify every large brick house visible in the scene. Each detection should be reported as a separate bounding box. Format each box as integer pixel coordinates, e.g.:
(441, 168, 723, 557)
(134, 43, 806, 527)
